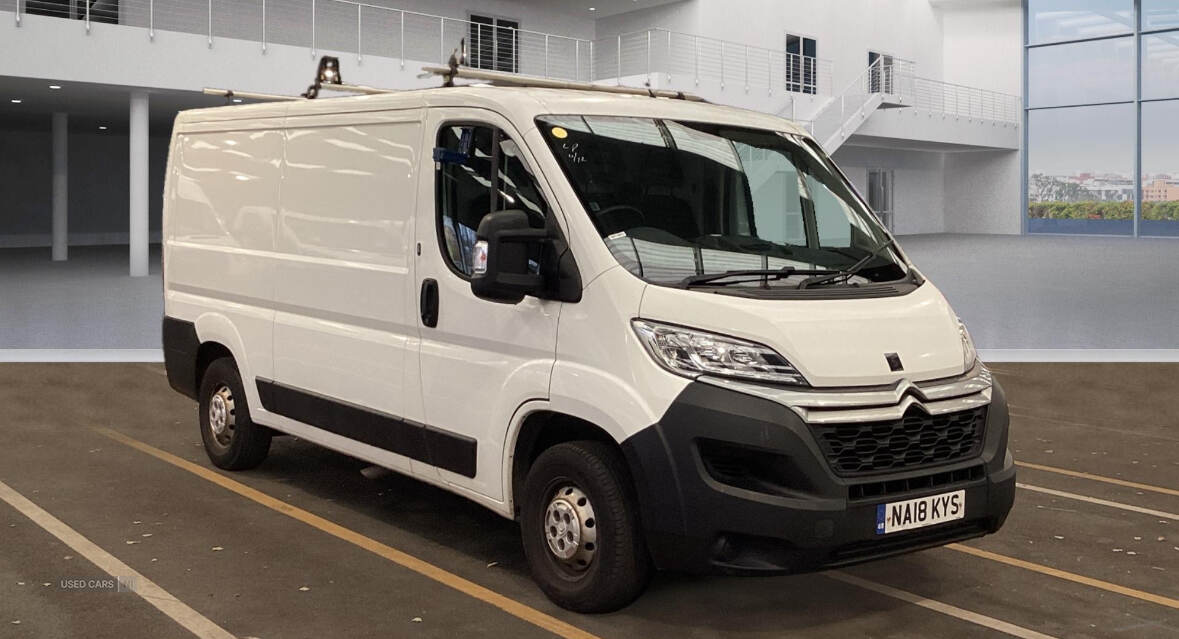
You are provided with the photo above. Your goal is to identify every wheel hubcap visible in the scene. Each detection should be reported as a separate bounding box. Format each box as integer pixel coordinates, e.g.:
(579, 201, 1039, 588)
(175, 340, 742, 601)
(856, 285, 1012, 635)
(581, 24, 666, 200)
(543, 485, 597, 570)
(208, 385, 235, 448)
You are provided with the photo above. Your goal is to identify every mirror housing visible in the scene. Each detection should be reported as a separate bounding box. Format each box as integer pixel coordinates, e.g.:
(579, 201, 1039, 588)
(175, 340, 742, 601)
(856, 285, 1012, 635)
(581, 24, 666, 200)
(470, 210, 549, 303)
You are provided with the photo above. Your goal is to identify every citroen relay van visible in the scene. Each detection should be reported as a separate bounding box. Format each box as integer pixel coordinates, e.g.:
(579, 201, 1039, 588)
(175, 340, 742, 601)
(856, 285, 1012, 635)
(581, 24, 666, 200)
(162, 74, 1014, 612)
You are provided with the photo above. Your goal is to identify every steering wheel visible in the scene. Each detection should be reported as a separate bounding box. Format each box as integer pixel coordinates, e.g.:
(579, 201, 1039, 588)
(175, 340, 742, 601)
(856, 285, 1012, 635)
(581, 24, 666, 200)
(592, 204, 646, 235)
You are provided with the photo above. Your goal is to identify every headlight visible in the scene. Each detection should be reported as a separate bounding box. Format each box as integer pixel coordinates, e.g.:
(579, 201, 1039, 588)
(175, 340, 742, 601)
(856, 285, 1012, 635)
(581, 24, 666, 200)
(958, 318, 977, 371)
(631, 319, 808, 386)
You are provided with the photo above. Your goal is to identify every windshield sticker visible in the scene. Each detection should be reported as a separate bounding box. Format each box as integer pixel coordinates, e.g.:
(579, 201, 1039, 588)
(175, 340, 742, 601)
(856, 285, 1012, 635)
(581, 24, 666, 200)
(550, 126, 568, 139)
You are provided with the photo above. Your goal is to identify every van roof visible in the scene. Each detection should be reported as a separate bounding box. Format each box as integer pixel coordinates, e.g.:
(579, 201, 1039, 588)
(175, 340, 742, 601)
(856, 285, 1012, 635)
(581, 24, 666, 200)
(176, 85, 811, 137)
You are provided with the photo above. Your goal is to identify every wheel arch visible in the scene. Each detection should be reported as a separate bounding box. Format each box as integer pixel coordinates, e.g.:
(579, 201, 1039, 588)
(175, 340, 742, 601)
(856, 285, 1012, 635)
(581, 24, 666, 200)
(505, 407, 626, 519)
(165, 312, 258, 406)
(195, 341, 235, 391)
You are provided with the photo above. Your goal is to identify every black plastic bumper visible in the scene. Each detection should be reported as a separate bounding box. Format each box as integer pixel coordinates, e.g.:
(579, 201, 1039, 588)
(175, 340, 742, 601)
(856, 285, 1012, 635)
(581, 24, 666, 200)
(162, 316, 200, 400)
(620, 379, 1015, 575)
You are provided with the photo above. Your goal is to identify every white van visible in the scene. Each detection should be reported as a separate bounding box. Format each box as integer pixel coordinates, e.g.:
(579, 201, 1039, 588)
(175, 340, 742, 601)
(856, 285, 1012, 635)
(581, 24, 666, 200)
(162, 73, 1014, 612)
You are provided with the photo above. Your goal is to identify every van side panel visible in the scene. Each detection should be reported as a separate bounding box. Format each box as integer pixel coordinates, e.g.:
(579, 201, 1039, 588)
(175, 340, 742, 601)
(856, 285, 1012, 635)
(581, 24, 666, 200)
(164, 123, 284, 406)
(271, 112, 424, 474)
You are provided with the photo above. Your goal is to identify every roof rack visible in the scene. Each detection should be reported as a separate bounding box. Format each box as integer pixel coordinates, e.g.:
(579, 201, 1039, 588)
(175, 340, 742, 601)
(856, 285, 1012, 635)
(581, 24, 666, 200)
(420, 64, 707, 101)
(202, 88, 304, 102)
(205, 55, 401, 103)
(204, 42, 707, 105)
(423, 39, 707, 102)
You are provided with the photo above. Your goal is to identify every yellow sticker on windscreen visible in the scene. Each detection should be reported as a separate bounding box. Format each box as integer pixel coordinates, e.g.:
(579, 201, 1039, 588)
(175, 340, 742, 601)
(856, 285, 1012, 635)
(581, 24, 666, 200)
(551, 126, 568, 139)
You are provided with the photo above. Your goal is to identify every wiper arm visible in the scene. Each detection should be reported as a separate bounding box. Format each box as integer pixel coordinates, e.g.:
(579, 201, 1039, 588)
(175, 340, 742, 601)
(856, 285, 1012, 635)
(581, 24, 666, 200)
(797, 236, 898, 290)
(679, 267, 837, 289)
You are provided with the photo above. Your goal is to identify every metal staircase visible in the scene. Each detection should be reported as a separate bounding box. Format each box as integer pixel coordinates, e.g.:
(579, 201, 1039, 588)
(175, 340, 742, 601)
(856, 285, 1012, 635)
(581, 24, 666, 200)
(801, 57, 912, 152)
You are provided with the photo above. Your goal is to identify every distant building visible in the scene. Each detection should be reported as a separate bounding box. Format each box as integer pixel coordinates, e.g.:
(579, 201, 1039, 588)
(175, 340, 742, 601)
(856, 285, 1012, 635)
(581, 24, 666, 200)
(1143, 179, 1179, 203)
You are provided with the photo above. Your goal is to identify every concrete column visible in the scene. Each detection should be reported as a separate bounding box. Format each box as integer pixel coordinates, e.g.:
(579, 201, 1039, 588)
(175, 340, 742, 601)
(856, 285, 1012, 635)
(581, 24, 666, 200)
(51, 112, 68, 262)
(129, 91, 149, 277)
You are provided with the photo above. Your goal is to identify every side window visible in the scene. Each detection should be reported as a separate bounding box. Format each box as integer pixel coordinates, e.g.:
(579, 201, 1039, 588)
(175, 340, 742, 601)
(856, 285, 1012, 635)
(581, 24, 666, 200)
(435, 124, 549, 276)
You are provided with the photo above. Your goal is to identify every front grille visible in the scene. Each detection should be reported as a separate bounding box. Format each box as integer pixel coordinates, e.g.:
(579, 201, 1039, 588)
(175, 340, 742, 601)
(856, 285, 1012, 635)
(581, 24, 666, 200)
(848, 464, 985, 501)
(811, 406, 987, 477)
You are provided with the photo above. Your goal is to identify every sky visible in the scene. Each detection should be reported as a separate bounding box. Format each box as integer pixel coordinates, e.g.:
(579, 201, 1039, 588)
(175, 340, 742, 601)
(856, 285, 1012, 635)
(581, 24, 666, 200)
(1026, 3, 1179, 177)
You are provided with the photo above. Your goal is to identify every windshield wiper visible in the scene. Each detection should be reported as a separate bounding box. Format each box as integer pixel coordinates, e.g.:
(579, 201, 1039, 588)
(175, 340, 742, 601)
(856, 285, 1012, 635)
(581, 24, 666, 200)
(679, 267, 837, 289)
(797, 236, 898, 290)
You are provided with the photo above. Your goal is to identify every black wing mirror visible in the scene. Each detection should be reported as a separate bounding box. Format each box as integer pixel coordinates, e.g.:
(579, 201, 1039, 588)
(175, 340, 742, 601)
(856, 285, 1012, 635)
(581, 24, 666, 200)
(471, 210, 548, 303)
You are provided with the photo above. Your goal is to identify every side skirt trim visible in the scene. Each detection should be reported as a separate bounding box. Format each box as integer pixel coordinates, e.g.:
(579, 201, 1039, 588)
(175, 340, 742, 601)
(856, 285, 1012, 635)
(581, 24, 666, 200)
(255, 378, 477, 478)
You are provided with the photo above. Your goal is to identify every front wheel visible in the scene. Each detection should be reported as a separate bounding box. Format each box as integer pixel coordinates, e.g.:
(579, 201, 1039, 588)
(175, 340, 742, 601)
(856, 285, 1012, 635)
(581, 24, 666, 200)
(520, 441, 651, 613)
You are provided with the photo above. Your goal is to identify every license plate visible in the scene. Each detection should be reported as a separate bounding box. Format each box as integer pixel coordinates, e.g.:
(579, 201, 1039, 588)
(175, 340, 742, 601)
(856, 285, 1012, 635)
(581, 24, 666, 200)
(875, 490, 965, 535)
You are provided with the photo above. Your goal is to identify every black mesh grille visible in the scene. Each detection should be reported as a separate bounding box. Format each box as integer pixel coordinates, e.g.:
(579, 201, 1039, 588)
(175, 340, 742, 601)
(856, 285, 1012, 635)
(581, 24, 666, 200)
(848, 464, 985, 501)
(811, 407, 987, 477)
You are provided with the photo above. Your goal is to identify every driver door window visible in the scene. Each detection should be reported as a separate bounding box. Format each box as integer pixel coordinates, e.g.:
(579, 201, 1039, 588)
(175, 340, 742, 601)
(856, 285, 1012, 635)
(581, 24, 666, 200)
(435, 124, 548, 276)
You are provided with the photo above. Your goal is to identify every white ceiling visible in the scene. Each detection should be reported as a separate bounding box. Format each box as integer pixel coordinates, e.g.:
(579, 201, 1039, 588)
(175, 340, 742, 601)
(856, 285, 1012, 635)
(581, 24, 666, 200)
(0, 74, 259, 134)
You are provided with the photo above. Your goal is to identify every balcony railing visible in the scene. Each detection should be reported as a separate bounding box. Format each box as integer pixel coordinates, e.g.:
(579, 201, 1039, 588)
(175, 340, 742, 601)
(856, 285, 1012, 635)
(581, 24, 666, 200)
(7, 2, 1019, 125)
(592, 28, 835, 97)
(9, 0, 595, 81)
(906, 77, 1022, 123)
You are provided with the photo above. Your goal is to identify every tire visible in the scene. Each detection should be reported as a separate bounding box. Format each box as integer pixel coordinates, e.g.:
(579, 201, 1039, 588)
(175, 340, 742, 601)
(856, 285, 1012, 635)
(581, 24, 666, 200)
(198, 357, 271, 470)
(521, 440, 652, 613)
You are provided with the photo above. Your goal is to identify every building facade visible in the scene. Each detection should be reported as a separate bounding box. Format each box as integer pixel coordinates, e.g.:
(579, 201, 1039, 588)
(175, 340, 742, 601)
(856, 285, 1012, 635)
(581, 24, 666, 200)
(0, 0, 1025, 277)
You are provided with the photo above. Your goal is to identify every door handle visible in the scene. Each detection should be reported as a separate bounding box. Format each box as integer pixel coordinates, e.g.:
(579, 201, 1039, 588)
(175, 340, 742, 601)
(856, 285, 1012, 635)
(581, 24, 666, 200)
(420, 278, 439, 328)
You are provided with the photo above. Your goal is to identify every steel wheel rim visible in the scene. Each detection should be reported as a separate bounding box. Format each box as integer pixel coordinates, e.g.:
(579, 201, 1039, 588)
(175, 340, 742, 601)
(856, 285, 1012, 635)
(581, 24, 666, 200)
(543, 484, 597, 572)
(207, 384, 236, 449)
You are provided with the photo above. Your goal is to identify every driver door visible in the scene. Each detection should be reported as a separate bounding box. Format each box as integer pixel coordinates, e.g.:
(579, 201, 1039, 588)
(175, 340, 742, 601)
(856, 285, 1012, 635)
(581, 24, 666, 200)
(412, 108, 562, 501)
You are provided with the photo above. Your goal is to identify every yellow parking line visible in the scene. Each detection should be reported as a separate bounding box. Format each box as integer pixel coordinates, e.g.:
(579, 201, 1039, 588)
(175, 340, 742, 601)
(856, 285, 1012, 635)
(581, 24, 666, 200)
(93, 427, 600, 639)
(1015, 461, 1179, 498)
(946, 544, 1179, 611)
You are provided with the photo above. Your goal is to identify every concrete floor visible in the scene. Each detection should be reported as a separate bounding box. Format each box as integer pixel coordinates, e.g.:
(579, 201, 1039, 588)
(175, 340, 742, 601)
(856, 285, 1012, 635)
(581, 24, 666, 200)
(0, 245, 162, 350)
(2, 234, 1179, 351)
(900, 234, 1179, 351)
(0, 363, 1176, 637)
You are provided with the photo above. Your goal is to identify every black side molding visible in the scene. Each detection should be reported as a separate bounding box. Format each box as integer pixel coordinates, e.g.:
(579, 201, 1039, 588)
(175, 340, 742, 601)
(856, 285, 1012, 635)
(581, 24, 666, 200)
(255, 378, 477, 478)
(162, 316, 201, 400)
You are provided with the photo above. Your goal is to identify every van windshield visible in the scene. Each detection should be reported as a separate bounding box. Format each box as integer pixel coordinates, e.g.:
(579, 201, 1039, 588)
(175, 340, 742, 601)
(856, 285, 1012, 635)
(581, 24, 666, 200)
(536, 116, 909, 290)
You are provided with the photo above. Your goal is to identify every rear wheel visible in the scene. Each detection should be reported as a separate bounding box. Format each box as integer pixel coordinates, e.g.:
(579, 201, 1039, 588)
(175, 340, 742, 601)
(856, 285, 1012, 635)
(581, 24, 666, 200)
(198, 357, 271, 470)
(521, 441, 651, 612)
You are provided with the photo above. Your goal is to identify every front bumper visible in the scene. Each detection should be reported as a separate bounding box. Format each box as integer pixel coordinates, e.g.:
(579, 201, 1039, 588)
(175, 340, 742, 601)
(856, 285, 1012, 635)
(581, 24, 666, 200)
(620, 378, 1015, 575)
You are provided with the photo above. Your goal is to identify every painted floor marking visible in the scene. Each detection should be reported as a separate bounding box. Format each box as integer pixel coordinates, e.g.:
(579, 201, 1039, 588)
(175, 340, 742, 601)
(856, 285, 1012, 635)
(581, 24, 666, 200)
(1018, 483, 1179, 521)
(99, 427, 1080, 639)
(0, 479, 236, 639)
(827, 571, 1058, 639)
(1015, 461, 1179, 498)
(93, 427, 602, 639)
(946, 544, 1179, 611)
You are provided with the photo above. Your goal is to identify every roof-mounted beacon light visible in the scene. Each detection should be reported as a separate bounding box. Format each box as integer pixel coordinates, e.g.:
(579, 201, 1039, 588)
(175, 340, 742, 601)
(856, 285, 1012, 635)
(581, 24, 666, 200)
(303, 56, 343, 99)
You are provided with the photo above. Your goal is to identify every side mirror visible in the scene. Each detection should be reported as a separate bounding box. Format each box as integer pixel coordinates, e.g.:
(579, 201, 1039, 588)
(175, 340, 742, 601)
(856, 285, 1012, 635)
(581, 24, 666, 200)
(471, 210, 548, 303)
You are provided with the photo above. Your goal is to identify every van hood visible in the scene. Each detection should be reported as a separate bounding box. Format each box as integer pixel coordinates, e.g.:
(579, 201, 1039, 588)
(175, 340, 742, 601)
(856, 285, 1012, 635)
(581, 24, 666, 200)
(638, 281, 967, 388)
